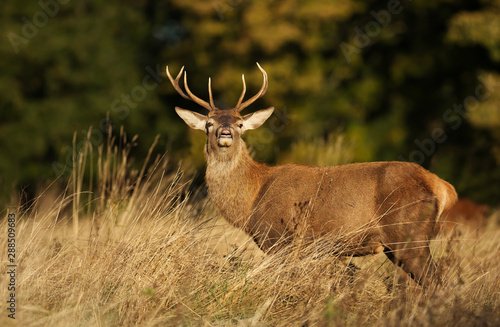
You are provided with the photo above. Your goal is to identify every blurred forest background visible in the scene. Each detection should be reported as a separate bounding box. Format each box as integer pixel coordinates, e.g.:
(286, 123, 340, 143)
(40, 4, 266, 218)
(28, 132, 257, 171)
(1, 0, 500, 206)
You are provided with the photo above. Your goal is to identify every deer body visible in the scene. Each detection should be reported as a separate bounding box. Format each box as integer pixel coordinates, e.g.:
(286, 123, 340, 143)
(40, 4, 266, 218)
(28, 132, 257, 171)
(207, 140, 456, 256)
(167, 64, 458, 286)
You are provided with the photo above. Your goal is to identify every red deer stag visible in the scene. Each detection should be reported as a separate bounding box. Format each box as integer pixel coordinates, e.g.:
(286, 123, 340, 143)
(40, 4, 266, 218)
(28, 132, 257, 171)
(166, 63, 458, 287)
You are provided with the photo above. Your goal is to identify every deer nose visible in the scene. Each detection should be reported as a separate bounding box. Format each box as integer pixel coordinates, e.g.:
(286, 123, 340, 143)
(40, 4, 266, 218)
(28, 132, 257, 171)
(217, 126, 233, 147)
(218, 126, 232, 138)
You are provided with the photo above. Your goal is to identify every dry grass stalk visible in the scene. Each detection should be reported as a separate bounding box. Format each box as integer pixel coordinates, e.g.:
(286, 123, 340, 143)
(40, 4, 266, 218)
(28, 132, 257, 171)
(0, 133, 498, 326)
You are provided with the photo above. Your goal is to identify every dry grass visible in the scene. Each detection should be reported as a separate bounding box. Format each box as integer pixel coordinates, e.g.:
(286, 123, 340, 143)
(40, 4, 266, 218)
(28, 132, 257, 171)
(278, 133, 355, 167)
(1, 133, 499, 326)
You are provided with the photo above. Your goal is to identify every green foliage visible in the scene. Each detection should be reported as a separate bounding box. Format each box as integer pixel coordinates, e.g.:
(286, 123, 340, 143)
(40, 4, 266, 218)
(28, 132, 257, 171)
(0, 1, 169, 202)
(2, 0, 500, 205)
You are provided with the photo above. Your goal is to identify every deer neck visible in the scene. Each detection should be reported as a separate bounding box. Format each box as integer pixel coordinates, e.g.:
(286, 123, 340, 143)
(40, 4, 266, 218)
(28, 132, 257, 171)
(205, 142, 268, 229)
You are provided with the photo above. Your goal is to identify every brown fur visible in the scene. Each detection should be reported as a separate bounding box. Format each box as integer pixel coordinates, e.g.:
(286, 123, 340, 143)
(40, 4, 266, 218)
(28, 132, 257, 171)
(168, 65, 458, 287)
(442, 198, 489, 236)
(206, 138, 457, 286)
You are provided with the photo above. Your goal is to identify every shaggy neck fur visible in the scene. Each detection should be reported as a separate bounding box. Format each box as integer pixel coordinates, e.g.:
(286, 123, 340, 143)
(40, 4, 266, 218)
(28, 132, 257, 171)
(205, 141, 270, 230)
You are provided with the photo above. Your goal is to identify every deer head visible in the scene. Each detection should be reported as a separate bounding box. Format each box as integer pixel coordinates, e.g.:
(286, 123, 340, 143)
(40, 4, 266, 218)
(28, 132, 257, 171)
(166, 63, 274, 161)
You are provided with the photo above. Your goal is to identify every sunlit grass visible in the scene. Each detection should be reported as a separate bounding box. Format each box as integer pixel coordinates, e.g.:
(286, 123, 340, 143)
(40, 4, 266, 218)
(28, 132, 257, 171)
(279, 133, 354, 167)
(0, 132, 499, 326)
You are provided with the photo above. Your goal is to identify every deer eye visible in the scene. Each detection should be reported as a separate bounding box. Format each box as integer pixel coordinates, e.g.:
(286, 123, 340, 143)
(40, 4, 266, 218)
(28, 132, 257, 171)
(206, 122, 213, 128)
(237, 123, 243, 128)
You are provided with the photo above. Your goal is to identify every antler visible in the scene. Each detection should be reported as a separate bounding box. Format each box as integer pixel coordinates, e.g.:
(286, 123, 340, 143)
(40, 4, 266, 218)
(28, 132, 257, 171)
(234, 62, 268, 112)
(166, 66, 215, 111)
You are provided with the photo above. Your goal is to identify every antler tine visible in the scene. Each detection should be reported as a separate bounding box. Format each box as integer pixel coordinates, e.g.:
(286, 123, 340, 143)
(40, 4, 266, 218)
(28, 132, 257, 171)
(235, 74, 246, 109)
(235, 62, 268, 112)
(208, 77, 216, 109)
(166, 66, 190, 100)
(183, 72, 213, 111)
(166, 66, 214, 111)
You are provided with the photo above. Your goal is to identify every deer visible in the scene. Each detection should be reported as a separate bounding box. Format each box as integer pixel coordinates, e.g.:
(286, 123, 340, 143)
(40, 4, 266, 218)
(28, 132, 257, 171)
(166, 63, 458, 287)
(442, 198, 489, 237)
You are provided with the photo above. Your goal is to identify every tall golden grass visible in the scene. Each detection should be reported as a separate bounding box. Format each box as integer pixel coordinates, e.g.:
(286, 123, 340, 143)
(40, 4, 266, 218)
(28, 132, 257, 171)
(278, 133, 354, 167)
(1, 131, 499, 326)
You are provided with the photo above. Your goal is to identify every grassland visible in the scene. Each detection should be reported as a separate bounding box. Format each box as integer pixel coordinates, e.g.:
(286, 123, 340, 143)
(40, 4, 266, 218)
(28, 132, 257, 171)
(1, 135, 499, 326)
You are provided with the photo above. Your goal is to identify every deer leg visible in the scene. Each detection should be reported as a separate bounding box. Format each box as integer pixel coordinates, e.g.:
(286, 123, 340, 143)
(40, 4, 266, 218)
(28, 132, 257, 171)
(384, 244, 440, 287)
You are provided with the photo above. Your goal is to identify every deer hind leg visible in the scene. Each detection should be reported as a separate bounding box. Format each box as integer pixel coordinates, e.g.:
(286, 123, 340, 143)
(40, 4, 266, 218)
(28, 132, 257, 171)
(379, 197, 442, 287)
(383, 242, 440, 287)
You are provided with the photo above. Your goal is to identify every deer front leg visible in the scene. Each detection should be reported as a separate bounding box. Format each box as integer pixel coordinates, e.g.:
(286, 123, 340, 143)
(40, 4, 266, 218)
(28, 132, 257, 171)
(384, 243, 441, 287)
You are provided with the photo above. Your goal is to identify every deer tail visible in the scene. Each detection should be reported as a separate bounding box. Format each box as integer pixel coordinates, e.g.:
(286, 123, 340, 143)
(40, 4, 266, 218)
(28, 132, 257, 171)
(435, 178, 458, 219)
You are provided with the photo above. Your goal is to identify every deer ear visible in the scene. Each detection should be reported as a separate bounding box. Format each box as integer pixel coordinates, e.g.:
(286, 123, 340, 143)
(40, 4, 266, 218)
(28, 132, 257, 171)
(175, 107, 207, 130)
(241, 107, 274, 132)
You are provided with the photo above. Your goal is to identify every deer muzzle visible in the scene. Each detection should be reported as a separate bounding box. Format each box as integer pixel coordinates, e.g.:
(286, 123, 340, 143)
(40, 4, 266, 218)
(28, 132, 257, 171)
(217, 126, 233, 147)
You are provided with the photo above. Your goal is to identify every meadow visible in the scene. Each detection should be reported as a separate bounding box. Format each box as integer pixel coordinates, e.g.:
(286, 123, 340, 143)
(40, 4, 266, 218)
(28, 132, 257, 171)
(1, 133, 499, 326)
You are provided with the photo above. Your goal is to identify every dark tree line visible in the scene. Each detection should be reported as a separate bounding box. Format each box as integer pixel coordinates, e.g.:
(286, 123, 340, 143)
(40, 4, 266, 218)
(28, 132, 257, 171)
(1, 0, 499, 205)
